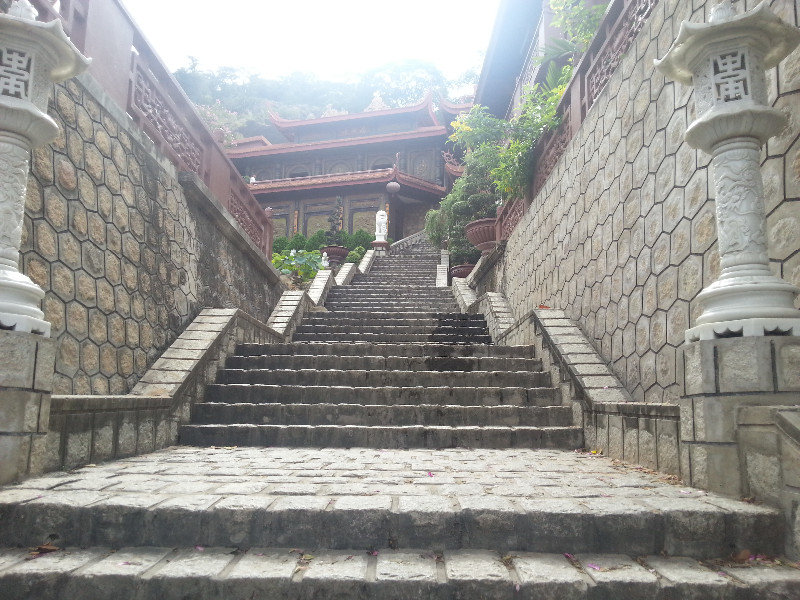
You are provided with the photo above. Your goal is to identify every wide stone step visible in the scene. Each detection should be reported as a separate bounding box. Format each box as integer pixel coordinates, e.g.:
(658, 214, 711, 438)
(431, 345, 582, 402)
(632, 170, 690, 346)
(234, 342, 537, 358)
(225, 354, 543, 372)
(0, 447, 782, 558)
(293, 325, 489, 336)
(204, 384, 561, 407)
(300, 316, 486, 327)
(217, 368, 547, 388)
(2, 545, 795, 600)
(180, 423, 583, 450)
(292, 332, 489, 343)
(191, 403, 573, 427)
(322, 305, 461, 312)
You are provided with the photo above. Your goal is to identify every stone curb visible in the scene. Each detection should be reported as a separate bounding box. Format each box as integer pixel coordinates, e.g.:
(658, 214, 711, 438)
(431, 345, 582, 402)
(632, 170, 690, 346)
(335, 263, 358, 286)
(357, 249, 376, 274)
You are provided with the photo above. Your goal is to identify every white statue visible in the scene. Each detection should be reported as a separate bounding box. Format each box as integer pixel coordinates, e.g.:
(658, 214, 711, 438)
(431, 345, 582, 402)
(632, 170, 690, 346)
(375, 210, 388, 242)
(321, 252, 329, 268)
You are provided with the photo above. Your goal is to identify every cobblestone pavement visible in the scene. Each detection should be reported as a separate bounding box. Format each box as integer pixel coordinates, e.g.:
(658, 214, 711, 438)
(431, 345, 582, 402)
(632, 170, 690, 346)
(0, 445, 738, 502)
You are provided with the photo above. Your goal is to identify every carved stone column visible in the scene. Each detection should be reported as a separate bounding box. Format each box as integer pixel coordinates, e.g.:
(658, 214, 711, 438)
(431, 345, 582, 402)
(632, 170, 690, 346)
(656, 0, 800, 341)
(0, 1, 89, 336)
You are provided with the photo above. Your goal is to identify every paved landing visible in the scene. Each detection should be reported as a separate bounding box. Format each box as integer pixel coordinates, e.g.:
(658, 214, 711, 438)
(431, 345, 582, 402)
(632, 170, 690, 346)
(4, 446, 717, 501)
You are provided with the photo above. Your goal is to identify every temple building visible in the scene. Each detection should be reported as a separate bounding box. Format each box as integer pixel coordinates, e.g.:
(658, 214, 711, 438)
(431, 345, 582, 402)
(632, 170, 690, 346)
(227, 95, 469, 242)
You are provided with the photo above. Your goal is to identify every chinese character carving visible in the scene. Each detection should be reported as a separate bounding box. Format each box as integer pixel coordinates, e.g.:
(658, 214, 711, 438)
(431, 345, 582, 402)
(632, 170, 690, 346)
(713, 50, 750, 102)
(0, 47, 31, 100)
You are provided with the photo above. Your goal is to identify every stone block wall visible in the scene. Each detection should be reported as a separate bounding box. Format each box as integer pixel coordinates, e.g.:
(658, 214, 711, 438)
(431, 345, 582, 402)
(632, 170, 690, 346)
(20, 74, 283, 396)
(475, 0, 800, 405)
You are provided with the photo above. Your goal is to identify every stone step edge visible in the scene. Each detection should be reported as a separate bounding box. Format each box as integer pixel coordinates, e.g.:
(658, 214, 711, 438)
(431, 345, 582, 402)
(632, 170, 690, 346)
(1, 546, 797, 598)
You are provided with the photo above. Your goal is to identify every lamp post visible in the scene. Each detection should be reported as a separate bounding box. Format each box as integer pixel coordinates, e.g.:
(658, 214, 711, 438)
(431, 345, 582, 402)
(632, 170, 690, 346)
(0, 1, 89, 336)
(655, 0, 800, 342)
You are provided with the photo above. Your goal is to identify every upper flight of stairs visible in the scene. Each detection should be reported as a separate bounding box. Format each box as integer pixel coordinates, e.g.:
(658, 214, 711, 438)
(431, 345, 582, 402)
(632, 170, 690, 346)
(179, 241, 583, 450)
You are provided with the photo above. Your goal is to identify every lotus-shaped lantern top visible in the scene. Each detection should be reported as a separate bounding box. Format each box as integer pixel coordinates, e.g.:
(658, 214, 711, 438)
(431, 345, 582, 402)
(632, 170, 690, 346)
(655, 0, 800, 85)
(1, 1, 90, 84)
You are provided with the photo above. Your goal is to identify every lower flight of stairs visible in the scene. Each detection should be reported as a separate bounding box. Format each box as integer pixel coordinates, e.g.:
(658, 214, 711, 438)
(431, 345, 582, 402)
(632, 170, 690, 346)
(180, 341, 580, 449)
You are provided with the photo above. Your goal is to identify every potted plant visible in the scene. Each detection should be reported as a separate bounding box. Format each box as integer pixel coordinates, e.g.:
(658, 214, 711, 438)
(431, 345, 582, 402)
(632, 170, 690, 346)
(462, 192, 498, 254)
(448, 235, 481, 278)
(320, 197, 349, 266)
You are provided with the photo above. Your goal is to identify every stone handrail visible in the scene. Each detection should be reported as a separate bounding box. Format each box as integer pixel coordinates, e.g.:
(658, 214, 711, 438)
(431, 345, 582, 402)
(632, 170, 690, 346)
(390, 230, 428, 252)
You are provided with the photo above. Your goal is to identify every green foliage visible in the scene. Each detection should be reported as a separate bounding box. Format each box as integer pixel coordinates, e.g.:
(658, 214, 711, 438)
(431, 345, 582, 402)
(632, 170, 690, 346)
(271, 249, 323, 282)
(346, 246, 367, 264)
(324, 197, 347, 247)
(343, 229, 374, 250)
(174, 59, 480, 132)
(194, 100, 243, 146)
(304, 230, 328, 252)
(493, 62, 571, 197)
(549, 0, 608, 52)
(287, 233, 308, 252)
(272, 236, 289, 255)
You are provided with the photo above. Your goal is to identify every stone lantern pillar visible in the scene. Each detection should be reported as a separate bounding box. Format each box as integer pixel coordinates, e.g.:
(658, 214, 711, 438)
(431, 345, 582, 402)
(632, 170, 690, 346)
(655, 1, 800, 502)
(656, 0, 800, 342)
(0, 1, 89, 484)
(0, 0, 89, 336)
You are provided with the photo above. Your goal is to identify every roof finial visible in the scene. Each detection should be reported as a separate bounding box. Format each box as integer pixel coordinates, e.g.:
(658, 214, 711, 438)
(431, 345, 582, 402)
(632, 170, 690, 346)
(710, 0, 736, 23)
(8, 0, 38, 20)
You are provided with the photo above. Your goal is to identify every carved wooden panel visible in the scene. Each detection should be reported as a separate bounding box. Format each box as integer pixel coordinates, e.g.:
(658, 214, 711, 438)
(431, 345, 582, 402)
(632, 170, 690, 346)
(130, 65, 203, 173)
(585, 0, 657, 105)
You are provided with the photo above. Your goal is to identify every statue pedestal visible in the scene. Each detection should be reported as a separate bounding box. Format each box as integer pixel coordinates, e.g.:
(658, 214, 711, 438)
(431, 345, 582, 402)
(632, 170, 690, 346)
(371, 240, 390, 256)
(0, 330, 56, 484)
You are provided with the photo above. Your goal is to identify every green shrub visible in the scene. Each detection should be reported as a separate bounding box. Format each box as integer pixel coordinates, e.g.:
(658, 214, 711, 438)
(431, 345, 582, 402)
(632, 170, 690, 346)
(271, 249, 322, 282)
(287, 233, 308, 252)
(345, 246, 366, 264)
(344, 229, 373, 249)
(272, 236, 289, 254)
(305, 229, 328, 251)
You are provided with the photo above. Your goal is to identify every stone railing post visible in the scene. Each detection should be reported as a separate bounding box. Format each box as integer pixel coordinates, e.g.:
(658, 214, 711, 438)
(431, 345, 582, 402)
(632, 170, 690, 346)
(0, 0, 88, 483)
(656, 1, 800, 517)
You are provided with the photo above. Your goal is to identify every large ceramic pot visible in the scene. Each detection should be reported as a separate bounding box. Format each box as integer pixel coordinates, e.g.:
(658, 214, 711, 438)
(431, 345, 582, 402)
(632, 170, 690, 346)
(465, 217, 497, 254)
(321, 245, 349, 266)
(449, 264, 475, 279)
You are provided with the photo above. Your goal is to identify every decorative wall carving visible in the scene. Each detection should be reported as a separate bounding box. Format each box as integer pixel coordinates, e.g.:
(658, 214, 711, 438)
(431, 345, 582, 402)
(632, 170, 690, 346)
(0, 142, 28, 261)
(713, 146, 768, 259)
(586, 0, 657, 104)
(533, 119, 572, 195)
(229, 191, 263, 249)
(498, 197, 525, 241)
(131, 66, 203, 173)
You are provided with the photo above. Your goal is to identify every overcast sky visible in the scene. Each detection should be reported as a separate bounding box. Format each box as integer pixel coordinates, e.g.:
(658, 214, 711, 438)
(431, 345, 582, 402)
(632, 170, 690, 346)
(123, 0, 503, 81)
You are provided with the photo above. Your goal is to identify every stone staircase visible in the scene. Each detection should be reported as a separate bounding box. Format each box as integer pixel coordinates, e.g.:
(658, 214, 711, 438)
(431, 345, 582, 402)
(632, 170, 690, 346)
(180, 242, 581, 449)
(0, 241, 796, 598)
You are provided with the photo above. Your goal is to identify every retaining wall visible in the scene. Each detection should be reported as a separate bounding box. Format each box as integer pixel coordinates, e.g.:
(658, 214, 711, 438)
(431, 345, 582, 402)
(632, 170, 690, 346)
(474, 0, 800, 405)
(21, 74, 283, 396)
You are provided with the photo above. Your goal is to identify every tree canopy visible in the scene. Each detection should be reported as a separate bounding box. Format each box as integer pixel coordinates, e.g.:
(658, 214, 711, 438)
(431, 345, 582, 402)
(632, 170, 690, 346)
(173, 59, 478, 140)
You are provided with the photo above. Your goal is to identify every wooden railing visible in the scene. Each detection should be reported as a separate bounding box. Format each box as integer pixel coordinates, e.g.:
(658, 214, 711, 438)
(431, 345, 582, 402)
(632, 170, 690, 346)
(28, 0, 273, 256)
(530, 0, 658, 197)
